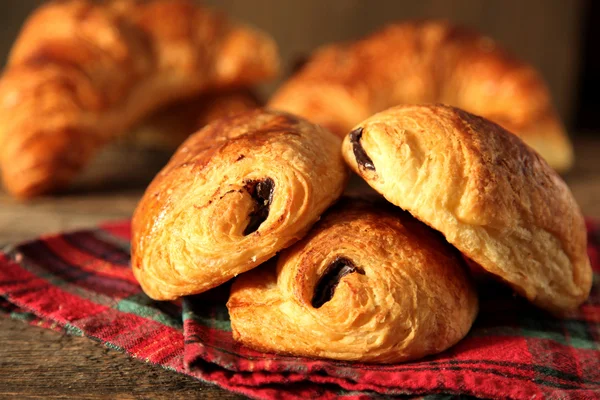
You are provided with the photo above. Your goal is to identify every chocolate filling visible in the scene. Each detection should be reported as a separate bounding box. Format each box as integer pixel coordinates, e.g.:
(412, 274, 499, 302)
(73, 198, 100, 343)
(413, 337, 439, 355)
(349, 127, 375, 171)
(243, 178, 275, 235)
(311, 257, 365, 308)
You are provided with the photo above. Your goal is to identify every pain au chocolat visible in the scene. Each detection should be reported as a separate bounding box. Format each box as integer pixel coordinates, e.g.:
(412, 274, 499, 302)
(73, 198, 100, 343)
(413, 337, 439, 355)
(132, 110, 347, 300)
(0, 0, 279, 198)
(342, 104, 592, 315)
(228, 198, 478, 363)
(269, 20, 573, 172)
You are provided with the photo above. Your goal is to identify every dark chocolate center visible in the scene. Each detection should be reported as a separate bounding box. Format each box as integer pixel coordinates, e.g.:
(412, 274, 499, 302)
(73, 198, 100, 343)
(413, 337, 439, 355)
(243, 178, 275, 235)
(349, 127, 375, 171)
(311, 257, 365, 308)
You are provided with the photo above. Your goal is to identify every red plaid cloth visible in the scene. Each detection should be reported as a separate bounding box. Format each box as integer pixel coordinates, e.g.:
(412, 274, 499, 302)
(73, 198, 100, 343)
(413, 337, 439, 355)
(1, 220, 599, 399)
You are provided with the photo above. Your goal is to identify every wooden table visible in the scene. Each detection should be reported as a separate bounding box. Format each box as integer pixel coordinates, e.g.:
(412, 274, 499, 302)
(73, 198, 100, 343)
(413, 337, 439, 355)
(1, 137, 599, 399)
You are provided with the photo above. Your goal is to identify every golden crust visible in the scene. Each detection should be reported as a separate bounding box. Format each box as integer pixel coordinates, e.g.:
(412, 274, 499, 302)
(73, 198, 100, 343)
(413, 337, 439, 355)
(342, 104, 591, 315)
(0, 0, 279, 198)
(228, 198, 478, 363)
(269, 20, 573, 172)
(132, 109, 348, 300)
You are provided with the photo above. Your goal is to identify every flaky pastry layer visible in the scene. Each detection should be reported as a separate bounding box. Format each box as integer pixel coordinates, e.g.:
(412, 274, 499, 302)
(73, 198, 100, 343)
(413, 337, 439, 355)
(132, 110, 347, 300)
(228, 198, 478, 363)
(342, 104, 591, 314)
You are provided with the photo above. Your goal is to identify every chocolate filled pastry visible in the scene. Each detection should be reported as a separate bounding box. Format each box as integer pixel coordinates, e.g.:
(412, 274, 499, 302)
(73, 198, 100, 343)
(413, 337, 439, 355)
(269, 20, 573, 172)
(125, 89, 260, 150)
(131, 110, 347, 300)
(0, 0, 279, 198)
(227, 198, 478, 363)
(342, 104, 592, 315)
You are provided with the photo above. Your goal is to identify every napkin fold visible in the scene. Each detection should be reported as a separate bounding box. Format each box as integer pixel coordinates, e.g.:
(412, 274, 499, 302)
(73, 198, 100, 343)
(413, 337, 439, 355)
(1, 220, 599, 400)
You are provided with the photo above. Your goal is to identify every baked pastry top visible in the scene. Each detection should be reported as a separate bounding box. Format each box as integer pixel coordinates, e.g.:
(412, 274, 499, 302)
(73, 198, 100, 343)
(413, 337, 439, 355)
(228, 198, 478, 363)
(269, 20, 573, 172)
(132, 109, 347, 300)
(0, 0, 279, 198)
(342, 104, 591, 315)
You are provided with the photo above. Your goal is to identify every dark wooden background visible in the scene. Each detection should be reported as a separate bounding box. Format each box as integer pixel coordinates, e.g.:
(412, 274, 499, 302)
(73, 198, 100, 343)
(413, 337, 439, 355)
(0, 0, 588, 126)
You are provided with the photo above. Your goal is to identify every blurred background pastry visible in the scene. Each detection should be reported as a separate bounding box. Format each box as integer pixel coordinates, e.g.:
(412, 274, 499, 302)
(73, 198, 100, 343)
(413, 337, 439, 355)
(0, 0, 279, 198)
(269, 20, 573, 172)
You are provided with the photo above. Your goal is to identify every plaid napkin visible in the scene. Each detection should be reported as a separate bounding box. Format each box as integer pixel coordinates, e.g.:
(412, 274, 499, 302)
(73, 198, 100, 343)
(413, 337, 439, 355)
(1, 221, 599, 400)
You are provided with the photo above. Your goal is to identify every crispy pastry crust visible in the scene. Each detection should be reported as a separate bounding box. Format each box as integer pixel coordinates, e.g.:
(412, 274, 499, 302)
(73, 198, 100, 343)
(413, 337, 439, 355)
(132, 109, 347, 300)
(269, 20, 573, 171)
(0, 0, 279, 198)
(228, 198, 478, 363)
(342, 104, 591, 315)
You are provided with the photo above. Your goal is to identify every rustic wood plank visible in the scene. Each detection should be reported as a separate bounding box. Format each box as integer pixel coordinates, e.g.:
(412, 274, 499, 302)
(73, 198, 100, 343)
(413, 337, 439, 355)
(562, 138, 600, 218)
(0, 318, 243, 399)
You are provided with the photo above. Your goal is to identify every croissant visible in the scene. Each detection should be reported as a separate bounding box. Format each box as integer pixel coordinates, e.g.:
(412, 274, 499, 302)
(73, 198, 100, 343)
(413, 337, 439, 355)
(132, 109, 348, 300)
(228, 198, 478, 363)
(0, 0, 279, 198)
(125, 89, 260, 150)
(342, 104, 591, 315)
(269, 20, 573, 172)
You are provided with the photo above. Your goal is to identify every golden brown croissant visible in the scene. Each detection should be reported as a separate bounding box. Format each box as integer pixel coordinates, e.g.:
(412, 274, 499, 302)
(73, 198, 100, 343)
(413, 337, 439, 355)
(132, 109, 348, 300)
(342, 104, 591, 315)
(0, 0, 279, 198)
(228, 198, 478, 363)
(269, 20, 573, 172)
(125, 89, 260, 150)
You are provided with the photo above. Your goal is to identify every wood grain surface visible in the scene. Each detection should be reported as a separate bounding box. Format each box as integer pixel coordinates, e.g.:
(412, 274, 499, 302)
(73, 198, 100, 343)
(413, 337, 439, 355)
(0, 318, 244, 400)
(0, 137, 599, 399)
